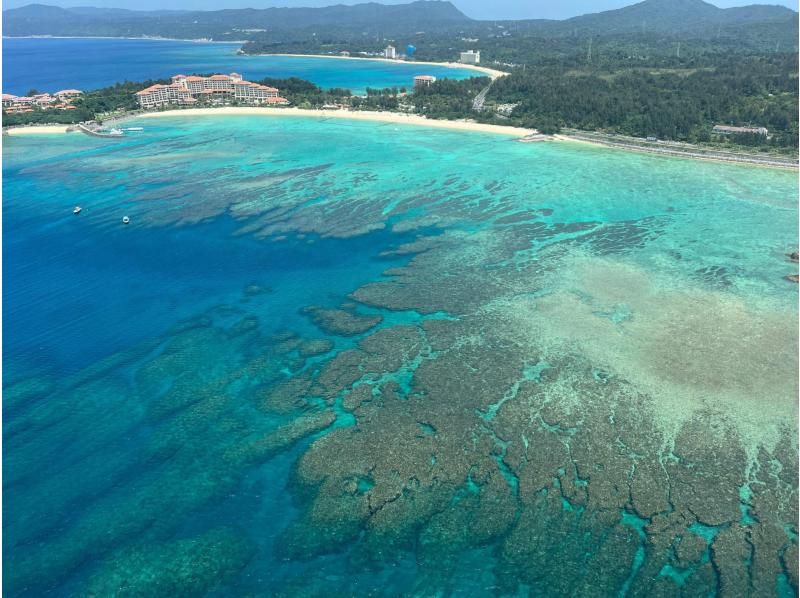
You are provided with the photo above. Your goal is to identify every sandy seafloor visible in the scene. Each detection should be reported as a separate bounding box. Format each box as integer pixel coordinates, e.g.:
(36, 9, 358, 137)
(3, 114, 798, 596)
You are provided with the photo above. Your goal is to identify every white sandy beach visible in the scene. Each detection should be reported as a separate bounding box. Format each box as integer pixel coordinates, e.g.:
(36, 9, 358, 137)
(136, 107, 534, 136)
(261, 53, 508, 80)
(5, 125, 72, 136)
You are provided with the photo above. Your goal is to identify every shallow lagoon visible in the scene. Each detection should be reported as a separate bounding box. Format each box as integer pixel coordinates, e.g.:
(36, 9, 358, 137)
(2, 37, 479, 95)
(3, 116, 798, 596)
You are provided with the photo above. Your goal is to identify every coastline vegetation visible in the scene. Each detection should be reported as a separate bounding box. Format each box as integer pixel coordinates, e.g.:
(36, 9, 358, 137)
(478, 53, 798, 151)
(3, 0, 797, 153)
(255, 76, 351, 107)
(3, 61, 797, 157)
(2, 79, 167, 126)
(236, 15, 799, 154)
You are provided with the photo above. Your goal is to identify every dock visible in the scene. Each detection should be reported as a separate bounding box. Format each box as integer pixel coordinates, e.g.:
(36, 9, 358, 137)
(74, 123, 124, 139)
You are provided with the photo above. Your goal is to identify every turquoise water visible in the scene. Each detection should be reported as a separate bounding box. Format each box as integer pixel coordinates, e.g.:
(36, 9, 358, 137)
(2, 37, 478, 95)
(3, 115, 798, 596)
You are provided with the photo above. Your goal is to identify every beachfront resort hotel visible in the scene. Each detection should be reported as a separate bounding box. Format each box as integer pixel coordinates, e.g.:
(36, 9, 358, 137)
(413, 75, 436, 87)
(136, 73, 289, 109)
(3, 89, 82, 114)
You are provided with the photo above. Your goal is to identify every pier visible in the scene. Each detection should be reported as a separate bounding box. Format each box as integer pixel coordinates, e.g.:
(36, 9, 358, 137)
(74, 123, 124, 139)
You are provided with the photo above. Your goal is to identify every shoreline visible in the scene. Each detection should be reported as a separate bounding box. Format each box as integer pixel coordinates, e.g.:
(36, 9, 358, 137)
(6, 109, 795, 169)
(249, 53, 508, 80)
(553, 134, 799, 170)
(131, 107, 533, 136)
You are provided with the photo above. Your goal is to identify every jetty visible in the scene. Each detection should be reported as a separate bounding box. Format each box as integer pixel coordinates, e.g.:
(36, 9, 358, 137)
(519, 133, 553, 143)
(74, 123, 124, 139)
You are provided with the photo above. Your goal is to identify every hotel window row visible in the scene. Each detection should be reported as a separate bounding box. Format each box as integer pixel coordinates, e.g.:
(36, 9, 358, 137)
(135, 73, 289, 109)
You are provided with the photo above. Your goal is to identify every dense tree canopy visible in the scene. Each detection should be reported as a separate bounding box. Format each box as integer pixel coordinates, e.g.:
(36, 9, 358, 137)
(485, 53, 798, 147)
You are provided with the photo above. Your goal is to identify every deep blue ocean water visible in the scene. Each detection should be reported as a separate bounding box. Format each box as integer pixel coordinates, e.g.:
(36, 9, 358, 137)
(2, 37, 478, 95)
(3, 114, 798, 596)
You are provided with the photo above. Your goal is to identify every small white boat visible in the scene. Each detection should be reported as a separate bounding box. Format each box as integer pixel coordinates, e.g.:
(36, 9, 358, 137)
(73, 206, 82, 214)
(122, 216, 130, 224)
(124, 127, 144, 131)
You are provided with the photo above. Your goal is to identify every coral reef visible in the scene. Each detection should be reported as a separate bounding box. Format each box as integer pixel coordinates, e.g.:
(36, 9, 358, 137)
(86, 528, 255, 597)
(301, 305, 383, 336)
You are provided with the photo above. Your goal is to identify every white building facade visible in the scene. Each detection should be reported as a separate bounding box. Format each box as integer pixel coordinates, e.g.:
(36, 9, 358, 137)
(413, 75, 436, 87)
(460, 50, 481, 64)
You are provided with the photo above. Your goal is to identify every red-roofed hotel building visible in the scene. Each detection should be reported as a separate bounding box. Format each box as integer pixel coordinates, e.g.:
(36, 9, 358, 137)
(136, 73, 288, 109)
(3, 89, 82, 112)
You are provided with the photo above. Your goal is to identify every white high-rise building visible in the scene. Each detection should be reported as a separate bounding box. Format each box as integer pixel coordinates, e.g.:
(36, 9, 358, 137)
(460, 50, 481, 64)
(384, 45, 397, 59)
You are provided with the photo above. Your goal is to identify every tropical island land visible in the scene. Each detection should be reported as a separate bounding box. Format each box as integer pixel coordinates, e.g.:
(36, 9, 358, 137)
(3, 0, 798, 162)
(4, 66, 798, 168)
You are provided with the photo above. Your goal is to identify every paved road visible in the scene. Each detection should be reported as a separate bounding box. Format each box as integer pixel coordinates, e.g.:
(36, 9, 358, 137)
(472, 80, 493, 112)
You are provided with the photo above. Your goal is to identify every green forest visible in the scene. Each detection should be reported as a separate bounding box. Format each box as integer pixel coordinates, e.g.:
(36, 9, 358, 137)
(483, 53, 799, 148)
(241, 28, 799, 152)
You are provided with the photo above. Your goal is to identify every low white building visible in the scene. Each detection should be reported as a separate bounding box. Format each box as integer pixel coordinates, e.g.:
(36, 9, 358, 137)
(460, 50, 480, 64)
(712, 124, 768, 136)
(413, 75, 436, 88)
(54, 89, 83, 100)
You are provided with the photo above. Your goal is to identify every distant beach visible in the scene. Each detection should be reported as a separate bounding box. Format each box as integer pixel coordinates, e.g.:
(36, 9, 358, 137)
(258, 53, 508, 80)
